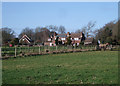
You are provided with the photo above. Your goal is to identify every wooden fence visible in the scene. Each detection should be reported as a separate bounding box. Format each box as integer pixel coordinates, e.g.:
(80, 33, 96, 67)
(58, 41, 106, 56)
(1, 45, 119, 59)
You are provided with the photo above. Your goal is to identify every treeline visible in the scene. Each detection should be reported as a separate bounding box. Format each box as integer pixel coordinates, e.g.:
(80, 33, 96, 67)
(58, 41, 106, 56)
(1, 20, 120, 45)
(2, 25, 66, 45)
(95, 20, 120, 45)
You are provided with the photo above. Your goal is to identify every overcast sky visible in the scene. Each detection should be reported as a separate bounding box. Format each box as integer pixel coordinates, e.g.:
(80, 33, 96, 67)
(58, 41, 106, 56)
(2, 2, 118, 36)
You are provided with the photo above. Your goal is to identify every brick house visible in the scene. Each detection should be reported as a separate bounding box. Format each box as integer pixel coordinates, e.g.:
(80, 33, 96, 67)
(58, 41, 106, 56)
(19, 34, 33, 45)
(44, 32, 57, 46)
(44, 32, 85, 46)
(70, 32, 85, 46)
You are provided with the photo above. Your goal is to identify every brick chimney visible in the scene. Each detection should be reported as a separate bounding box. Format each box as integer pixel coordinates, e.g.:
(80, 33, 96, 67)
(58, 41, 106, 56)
(67, 32, 70, 37)
(54, 32, 57, 36)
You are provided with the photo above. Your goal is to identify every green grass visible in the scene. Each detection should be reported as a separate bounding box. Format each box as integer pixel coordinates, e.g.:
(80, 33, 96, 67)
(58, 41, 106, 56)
(2, 51, 118, 84)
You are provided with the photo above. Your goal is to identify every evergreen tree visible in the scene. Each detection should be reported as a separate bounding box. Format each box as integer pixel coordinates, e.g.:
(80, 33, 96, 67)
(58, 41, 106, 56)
(55, 37, 59, 45)
(66, 36, 72, 45)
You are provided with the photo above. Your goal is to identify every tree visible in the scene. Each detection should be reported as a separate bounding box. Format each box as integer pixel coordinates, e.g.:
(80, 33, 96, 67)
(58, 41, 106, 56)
(19, 27, 35, 40)
(75, 29, 81, 33)
(34, 27, 50, 43)
(58, 25, 66, 34)
(55, 37, 59, 45)
(2, 27, 15, 44)
(66, 36, 72, 45)
(10, 38, 19, 45)
(47, 25, 58, 32)
(106, 37, 112, 44)
(81, 21, 96, 37)
(95, 20, 120, 45)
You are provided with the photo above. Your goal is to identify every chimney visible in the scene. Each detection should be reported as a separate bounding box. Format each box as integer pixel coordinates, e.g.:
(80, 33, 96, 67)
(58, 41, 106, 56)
(54, 32, 57, 36)
(67, 32, 70, 37)
(67, 32, 69, 35)
(80, 32, 83, 37)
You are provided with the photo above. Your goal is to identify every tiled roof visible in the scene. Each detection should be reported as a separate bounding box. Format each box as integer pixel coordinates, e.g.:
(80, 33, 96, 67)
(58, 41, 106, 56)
(71, 33, 82, 38)
(84, 38, 94, 42)
(57, 34, 67, 38)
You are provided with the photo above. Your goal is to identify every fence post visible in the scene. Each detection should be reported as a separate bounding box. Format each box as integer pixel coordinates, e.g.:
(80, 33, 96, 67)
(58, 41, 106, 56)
(15, 46, 16, 57)
(28, 46, 29, 53)
(39, 46, 40, 54)
(0, 47, 1, 58)
(56, 46, 58, 51)
(48, 46, 50, 52)
(74, 45, 75, 51)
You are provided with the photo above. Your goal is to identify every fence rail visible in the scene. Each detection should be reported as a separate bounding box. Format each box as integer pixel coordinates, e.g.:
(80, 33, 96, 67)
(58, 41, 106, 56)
(1, 45, 120, 59)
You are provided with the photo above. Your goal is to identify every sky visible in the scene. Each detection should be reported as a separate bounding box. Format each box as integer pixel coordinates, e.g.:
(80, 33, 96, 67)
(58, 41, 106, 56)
(2, 2, 118, 36)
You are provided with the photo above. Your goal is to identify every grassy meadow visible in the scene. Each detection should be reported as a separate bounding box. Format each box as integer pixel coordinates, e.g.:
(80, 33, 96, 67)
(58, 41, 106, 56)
(2, 51, 118, 84)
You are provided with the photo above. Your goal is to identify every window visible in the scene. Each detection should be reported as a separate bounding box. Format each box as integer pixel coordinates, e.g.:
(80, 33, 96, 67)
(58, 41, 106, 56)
(77, 43, 79, 45)
(50, 43, 52, 46)
(61, 38, 65, 40)
(74, 38, 79, 40)
(48, 38, 51, 41)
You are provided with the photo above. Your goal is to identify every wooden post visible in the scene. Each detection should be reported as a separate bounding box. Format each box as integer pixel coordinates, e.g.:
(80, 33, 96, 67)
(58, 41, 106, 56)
(74, 45, 75, 51)
(28, 46, 29, 53)
(48, 46, 50, 52)
(56, 46, 57, 51)
(39, 46, 40, 54)
(15, 46, 16, 57)
(0, 47, 1, 58)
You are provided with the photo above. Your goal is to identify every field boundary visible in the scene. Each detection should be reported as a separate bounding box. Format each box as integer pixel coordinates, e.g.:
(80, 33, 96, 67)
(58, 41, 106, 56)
(1, 48, 96, 60)
(1, 45, 119, 60)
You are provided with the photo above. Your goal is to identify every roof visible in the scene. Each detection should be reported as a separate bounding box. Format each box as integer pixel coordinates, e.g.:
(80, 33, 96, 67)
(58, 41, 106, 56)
(56, 32, 83, 38)
(50, 31, 56, 37)
(19, 34, 31, 43)
(71, 33, 82, 38)
(57, 34, 67, 38)
(84, 38, 94, 42)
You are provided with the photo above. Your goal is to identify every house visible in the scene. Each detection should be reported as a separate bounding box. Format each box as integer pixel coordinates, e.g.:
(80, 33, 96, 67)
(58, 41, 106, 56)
(44, 38, 54, 46)
(19, 34, 33, 45)
(45, 32, 85, 46)
(84, 37, 94, 45)
(71, 32, 85, 46)
(57, 33, 67, 45)
(44, 32, 57, 46)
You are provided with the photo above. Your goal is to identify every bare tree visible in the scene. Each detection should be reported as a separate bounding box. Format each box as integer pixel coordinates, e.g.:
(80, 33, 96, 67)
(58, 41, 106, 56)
(47, 25, 58, 32)
(58, 25, 66, 34)
(81, 26, 87, 36)
(75, 29, 81, 33)
(34, 27, 50, 43)
(81, 21, 96, 37)
(19, 27, 35, 40)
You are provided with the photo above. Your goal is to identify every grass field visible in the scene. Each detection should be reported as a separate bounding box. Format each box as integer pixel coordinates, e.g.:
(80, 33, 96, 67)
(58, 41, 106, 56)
(2, 51, 118, 84)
